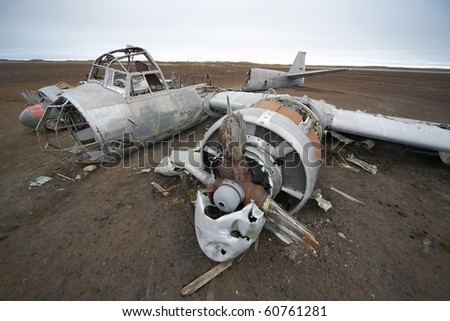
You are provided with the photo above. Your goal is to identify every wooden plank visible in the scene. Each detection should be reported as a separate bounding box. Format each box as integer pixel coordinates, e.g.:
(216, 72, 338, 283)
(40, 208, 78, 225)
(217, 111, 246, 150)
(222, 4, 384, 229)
(181, 260, 233, 296)
(151, 181, 169, 197)
(265, 198, 319, 251)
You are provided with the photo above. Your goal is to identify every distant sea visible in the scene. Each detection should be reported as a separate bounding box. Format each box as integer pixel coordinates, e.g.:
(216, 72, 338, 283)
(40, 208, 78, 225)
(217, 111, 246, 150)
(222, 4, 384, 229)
(307, 50, 450, 69)
(2, 49, 449, 70)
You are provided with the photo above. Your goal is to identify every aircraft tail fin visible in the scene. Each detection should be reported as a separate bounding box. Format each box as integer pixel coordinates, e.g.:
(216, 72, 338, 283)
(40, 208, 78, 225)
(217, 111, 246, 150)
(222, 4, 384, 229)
(288, 51, 306, 74)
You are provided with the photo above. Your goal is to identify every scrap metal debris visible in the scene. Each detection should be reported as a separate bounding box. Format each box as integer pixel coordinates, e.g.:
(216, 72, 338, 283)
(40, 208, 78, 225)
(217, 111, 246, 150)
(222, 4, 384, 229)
(20, 89, 41, 105)
(154, 156, 180, 176)
(439, 151, 450, 165)
(311, 189, 332, 212)
(338, 232, 347, 239)
(330, 186, 365, 205)
(338, 161, 359, 172)
(331, 131, 375, 150)
(156, 150, 214, 185)
(83, 165, 97, 173)
(128, 168, 152, 177)
(29, 176, 53, 187)
(346, 154, 378, 174)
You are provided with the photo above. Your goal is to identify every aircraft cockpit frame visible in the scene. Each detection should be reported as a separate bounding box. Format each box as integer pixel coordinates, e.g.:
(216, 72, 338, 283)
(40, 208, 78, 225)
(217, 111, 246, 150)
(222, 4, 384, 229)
(87, 46, 168, 97)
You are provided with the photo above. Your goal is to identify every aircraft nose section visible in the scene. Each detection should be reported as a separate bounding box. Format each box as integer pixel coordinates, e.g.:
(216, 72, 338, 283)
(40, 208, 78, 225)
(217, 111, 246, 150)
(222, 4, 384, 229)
(19, 102, 46, 128)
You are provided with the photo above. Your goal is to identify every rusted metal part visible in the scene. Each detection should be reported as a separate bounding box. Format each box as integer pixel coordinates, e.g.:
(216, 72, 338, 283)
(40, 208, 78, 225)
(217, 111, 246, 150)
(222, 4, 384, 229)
(252, 99, 322, 160)
(218, 111, 246, 164)
(208, 112, 270, 209)
(209, 111, 270, 209)
(253, 100, 302, 123)
(239, 181, 269, 209)
(307, 129, 322, 160)
(206, 172, 269, 210)
(218, 160, 250, 181)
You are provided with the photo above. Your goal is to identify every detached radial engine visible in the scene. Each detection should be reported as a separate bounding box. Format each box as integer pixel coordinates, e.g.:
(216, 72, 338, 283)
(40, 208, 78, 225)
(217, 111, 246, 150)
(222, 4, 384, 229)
(191, 97, 323, 261)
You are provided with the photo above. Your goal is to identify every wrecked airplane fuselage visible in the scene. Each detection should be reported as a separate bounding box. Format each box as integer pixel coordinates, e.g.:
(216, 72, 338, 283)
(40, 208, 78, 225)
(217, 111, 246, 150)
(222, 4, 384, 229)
(241, 51, 349, 92)
(36, 47, 210, 162)
(31, 46, 450, 265)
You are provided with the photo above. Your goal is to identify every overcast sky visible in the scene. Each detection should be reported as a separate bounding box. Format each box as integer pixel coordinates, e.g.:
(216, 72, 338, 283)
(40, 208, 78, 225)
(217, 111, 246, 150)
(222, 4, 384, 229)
(0, 0, 449, 67)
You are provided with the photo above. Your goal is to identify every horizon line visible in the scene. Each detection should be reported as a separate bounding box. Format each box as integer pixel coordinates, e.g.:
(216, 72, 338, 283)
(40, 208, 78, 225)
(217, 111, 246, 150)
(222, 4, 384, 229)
(1, 58, 449, 71)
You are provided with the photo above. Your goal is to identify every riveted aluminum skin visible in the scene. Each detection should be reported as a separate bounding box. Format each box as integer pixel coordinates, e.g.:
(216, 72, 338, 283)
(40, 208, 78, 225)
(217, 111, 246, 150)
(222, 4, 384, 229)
(195, 191, 266, 262)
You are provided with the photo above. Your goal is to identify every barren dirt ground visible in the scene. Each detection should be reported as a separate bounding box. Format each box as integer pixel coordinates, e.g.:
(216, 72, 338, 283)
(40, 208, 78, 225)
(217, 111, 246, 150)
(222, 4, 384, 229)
(0, 61, 449, 300)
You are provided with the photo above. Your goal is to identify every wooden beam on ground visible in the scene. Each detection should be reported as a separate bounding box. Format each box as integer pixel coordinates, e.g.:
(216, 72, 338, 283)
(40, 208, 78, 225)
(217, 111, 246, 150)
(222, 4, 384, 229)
(181, 260, 233, 296)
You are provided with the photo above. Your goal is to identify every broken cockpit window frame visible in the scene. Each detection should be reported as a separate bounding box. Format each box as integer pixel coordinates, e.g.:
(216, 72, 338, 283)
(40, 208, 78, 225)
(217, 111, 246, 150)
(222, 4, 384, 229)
(129, 72, 166, 97)
(36, 97, 103, 162)
(87, 47, 168, 96)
